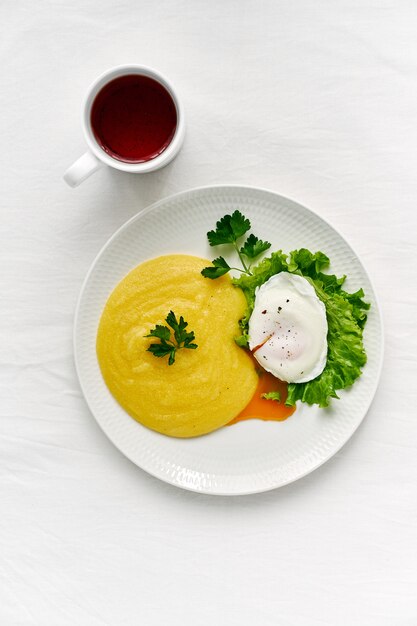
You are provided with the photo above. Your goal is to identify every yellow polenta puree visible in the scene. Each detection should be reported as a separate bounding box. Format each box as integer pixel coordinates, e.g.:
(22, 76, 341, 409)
(96, 254, 258, 437)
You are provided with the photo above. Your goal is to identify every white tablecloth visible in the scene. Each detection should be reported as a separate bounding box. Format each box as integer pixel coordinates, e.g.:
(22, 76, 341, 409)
(2, 1, 417, 624)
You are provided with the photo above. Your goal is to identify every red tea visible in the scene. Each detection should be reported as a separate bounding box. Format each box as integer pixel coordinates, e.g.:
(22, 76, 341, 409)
(90, 74, 177, 163)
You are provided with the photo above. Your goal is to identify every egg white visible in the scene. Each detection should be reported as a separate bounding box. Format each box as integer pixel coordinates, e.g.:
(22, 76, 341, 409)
(248, 272, 328, 383)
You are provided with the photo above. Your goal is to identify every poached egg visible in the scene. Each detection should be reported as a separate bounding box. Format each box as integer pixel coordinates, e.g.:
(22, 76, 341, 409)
(248, 272, 328, 383)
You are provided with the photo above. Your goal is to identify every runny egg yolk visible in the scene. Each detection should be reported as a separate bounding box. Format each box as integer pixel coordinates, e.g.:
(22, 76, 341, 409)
(228, 357, 296, 425)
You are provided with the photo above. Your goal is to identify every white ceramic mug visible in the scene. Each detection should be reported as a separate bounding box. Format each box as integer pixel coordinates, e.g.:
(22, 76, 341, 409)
(63, 65, 185, 188)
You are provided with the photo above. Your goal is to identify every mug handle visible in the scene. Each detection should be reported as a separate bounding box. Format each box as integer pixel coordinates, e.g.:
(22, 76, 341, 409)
(63, 151, 102, 187)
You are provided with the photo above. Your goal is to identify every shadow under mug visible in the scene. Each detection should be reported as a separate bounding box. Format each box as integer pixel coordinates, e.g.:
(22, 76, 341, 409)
(63, 65, 185, 188)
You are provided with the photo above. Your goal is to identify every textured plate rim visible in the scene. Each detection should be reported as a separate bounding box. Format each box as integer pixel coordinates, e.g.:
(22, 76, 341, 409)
(73, 184, 384, 496)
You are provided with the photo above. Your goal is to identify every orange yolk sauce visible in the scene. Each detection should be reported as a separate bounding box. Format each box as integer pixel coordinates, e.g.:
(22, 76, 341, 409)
(228, 360, 296, 426)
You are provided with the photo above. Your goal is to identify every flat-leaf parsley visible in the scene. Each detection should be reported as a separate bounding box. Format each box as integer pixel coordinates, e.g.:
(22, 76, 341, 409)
(145, 311, 198, 366)
(201, 210, 271, 278)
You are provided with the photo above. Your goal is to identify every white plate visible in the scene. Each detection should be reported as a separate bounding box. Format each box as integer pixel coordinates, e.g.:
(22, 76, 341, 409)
(74, 186, 383, 495)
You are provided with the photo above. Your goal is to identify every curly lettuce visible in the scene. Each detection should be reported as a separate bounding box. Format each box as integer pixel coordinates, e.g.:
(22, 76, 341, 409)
(233, 249, 370, 408)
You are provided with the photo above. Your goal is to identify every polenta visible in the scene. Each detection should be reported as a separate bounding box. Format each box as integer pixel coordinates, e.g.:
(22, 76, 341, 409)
(96, 255, 258, 437)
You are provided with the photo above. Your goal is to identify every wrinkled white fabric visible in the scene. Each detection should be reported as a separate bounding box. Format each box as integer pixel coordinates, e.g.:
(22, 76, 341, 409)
(1, 1, 417, 624)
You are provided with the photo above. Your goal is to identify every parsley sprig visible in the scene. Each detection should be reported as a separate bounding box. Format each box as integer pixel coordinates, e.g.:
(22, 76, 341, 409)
(145, 311, 198, 365)
(201, 210, 271, 279)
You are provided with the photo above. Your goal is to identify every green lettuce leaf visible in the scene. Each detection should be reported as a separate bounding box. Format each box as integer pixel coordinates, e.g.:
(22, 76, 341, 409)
(233, 248, 370, 408)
